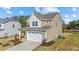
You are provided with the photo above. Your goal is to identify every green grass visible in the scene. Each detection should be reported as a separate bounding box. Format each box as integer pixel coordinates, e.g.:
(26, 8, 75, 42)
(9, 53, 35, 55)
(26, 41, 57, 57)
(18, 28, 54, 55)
(34, 33, 79, 51)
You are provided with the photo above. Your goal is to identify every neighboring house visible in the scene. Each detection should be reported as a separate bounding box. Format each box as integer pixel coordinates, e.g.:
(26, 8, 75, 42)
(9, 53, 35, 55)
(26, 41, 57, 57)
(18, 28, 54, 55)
(0, 19, 21, 37)
(22, 12, 62, 43)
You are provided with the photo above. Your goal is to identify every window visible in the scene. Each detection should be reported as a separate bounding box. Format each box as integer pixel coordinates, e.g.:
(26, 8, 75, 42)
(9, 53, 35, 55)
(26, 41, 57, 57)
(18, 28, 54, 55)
(13, 24, 15, 28)
(32, 21, 38, 26)
(56, 23, 58, 26)
(36, 21, 38, 26)
(32, 21, 34, 26)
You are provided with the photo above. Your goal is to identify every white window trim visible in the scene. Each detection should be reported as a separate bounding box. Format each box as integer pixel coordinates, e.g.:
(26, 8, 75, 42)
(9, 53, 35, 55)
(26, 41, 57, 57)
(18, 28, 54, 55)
(32, 21, 38, 27)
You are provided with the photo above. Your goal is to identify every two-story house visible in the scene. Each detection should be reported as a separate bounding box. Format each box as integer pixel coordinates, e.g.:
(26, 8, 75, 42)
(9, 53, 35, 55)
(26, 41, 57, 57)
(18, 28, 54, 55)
(22, 12, 62, 43)
(0, 19, 21, 37)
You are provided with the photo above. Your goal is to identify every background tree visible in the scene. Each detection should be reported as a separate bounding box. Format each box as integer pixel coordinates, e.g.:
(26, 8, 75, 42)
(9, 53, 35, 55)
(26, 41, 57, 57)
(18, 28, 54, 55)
(19, 16, 27, 27)
(63, 19, 79, 30)
(11, 16, 30, 27)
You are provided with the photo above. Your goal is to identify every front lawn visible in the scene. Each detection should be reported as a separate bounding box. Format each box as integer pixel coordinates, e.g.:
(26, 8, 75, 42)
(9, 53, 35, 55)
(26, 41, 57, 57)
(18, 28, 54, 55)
(34, 32, 79, 51)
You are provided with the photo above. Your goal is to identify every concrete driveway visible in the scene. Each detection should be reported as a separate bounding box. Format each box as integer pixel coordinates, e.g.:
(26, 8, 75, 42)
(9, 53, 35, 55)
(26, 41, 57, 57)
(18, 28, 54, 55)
(6, 40, 41, 51)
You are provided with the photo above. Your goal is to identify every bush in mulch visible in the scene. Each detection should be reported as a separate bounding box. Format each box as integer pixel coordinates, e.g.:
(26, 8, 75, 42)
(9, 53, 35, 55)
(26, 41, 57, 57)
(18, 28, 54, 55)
(58, 35, 65, 39)
(10, 40, 22, 45)
(0, 43, 2, 45)
(10, 35, 22, 45)
(0, 36, 8, 39)
(2, 43, 10, 47)
(41, 41, 55, 46)
(62, 37, 65, 39)
(20, 36, 24, 38)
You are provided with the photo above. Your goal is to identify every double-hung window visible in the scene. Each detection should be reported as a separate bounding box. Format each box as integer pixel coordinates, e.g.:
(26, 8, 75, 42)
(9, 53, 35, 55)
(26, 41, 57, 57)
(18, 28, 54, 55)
(32, 21, 38, 26)
(35, 21, 38, 26)
(32, 21, 35, 26)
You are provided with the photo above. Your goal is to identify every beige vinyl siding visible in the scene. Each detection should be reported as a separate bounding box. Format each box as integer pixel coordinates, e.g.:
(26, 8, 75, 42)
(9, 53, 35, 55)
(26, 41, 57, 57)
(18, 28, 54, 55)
(44, 14, 62, 43)
(41, 20, 51, 27)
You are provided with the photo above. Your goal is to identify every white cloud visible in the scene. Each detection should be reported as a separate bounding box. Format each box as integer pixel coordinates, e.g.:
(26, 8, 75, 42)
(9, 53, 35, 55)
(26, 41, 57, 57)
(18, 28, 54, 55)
(64, 14, 69, 18)
(63, 18, 71, 24)
(6, 10, 12, 14)
(19, 10, 24, 15)
(35, 8, 41, 12)
(72, 8, 77, 11)
(2, 7, 12, 14)
(35, 7, 60, 14)
(72, 14, 76, 17)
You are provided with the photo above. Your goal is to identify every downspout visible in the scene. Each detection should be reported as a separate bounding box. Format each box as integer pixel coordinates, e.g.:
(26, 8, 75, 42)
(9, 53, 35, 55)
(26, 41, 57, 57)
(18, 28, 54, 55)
(42, 31, 46, 44)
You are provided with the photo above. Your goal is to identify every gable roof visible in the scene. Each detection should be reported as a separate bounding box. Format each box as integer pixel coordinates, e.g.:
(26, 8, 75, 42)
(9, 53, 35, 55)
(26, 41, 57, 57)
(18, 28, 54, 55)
(0, 18, 18, 24)
(34, 12, 59, 21)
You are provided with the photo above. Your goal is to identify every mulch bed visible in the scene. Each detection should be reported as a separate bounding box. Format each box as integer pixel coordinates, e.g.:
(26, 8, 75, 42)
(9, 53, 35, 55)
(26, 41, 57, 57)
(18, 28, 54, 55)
(3, 43, 10, 47)
(10, 40, 22, 45)
(41, 41, 55, 46)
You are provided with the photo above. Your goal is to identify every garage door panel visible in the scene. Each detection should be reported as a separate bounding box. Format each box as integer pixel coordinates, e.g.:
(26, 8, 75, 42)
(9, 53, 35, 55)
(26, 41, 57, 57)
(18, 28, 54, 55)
(27, 32, 43, 42)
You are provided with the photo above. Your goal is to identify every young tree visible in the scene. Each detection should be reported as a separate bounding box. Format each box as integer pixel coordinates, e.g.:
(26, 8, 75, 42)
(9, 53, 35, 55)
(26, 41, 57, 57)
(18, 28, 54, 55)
(19, 16, 27, 27)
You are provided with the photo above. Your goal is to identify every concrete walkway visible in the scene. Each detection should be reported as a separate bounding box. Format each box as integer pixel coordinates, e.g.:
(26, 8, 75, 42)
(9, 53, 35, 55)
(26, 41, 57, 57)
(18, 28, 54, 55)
(6, 40, 41, 51)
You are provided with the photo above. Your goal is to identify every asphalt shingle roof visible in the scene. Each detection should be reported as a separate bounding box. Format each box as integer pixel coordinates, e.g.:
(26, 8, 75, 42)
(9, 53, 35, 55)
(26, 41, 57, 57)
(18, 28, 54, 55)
(34, 12, 58, 21)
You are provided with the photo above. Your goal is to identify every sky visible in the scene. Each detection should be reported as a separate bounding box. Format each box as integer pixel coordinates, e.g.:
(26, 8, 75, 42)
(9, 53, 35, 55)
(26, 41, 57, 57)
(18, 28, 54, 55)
(0, 7, 79, 24)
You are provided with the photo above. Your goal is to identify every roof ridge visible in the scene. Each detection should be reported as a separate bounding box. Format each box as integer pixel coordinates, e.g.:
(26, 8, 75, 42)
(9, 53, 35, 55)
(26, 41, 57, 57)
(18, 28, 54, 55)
(34, 12, 58, 20)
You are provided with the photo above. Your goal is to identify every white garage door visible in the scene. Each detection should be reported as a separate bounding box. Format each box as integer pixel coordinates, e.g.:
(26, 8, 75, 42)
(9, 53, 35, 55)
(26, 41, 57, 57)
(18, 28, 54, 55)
(27, 32, 43, 42)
